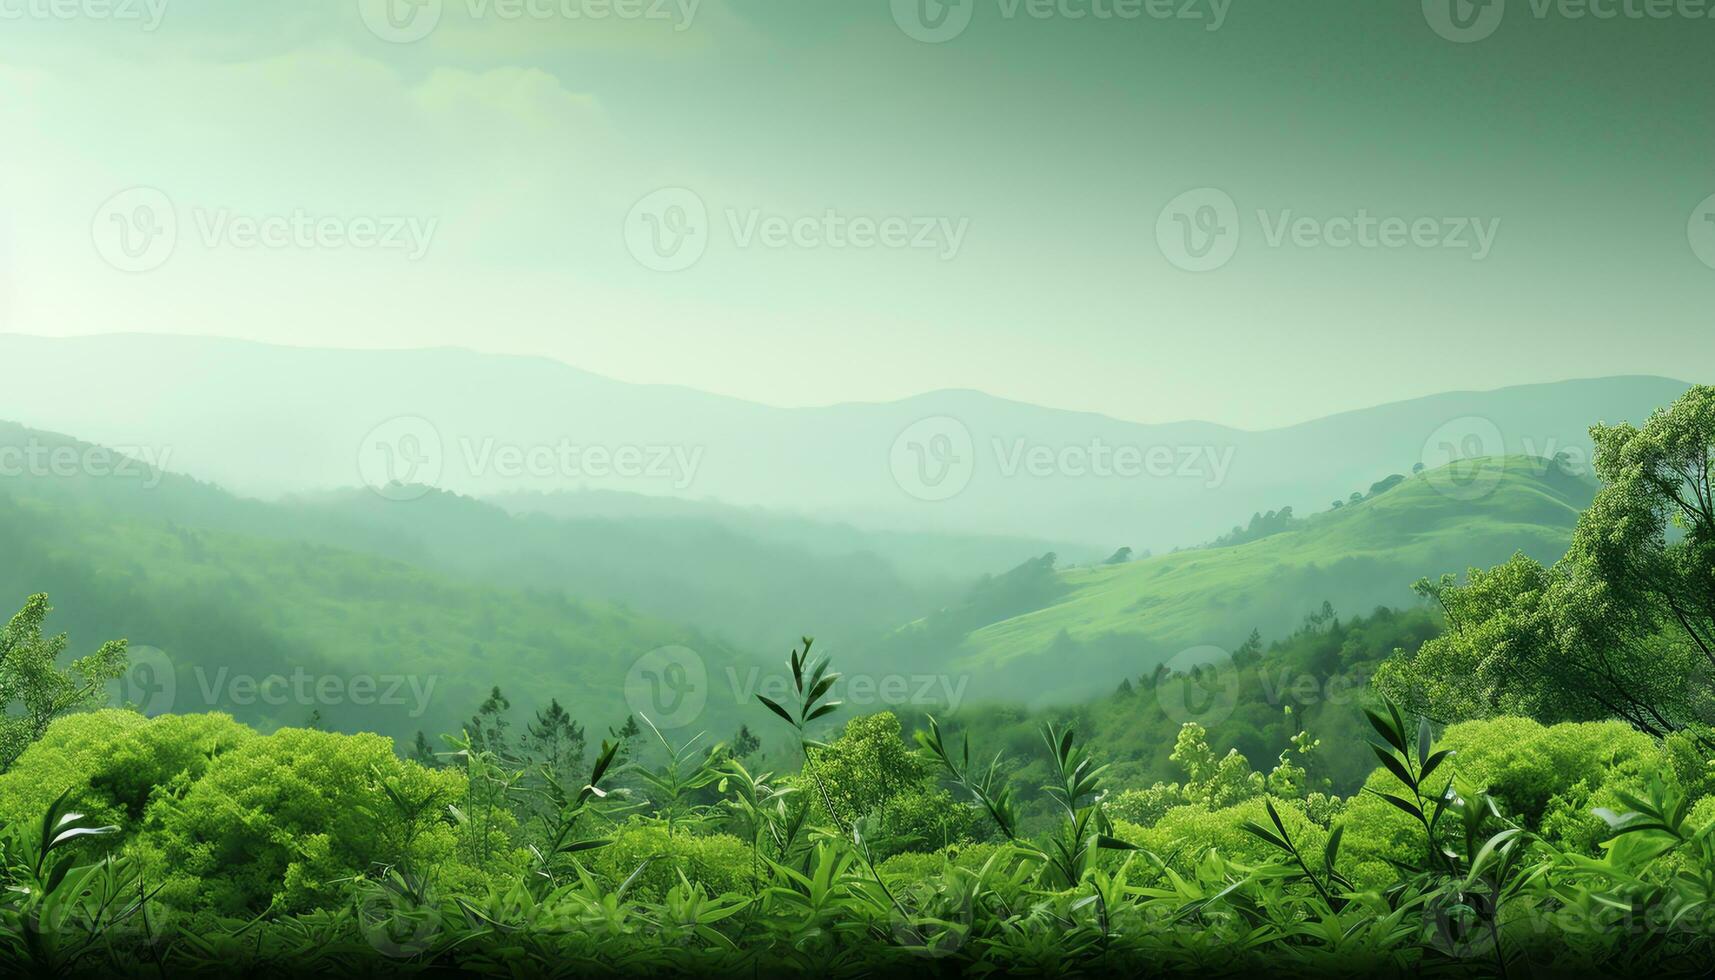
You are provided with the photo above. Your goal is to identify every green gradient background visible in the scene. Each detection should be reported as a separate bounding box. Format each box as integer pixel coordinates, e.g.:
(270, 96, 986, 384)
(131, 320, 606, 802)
(0, 0, 1709, 427)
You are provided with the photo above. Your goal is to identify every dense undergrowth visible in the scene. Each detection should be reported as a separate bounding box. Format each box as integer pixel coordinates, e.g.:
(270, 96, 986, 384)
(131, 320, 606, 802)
(3, 640, 1715, 978)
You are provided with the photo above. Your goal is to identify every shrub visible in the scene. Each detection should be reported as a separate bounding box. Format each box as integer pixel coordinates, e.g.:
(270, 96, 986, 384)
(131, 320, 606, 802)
(1338, 716, 1667, 886)
(0, 709, 149, 832)
(588, 821, 753, 899)
(0, 710, 252, 841)
(140, 726, 465, 914)
(1107, 782, 1182, 827)
(1125, 797, 1328, 873)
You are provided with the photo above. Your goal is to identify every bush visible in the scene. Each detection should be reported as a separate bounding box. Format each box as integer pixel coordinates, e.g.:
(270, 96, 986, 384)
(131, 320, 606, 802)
(1338, 716, 1667, 885)
(588, 821, 754, 899)
(1125, 796, 1328, 873)
(1107, 782, 1182, 827)
(0, 710, 252, 838)
(0, 709, 149, 832)
(140, 726, 465, 914)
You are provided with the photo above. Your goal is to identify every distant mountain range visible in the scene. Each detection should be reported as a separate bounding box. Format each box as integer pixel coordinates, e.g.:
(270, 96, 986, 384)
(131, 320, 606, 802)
(0, 333, 1688, 553)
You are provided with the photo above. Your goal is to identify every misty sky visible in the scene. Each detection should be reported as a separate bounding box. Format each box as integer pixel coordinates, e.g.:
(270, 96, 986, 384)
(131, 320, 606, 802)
(1, 0, 1711, 429)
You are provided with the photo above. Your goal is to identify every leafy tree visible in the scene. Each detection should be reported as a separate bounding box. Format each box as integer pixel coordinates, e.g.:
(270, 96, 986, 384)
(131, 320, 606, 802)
(1103, 547, 1133, 565)
(1210, 507, 1298, 548)
(805, 712, 932, 822)
(0, 594, 128, 771)
(1381, 387, 1715, 740)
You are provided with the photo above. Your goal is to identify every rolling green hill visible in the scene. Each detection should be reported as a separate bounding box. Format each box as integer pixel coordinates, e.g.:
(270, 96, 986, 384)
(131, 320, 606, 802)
(0, 417, 1061, 658)
(0, 487, 773, 745)
(892, 456, 1594, 706)
(0, 423, 794, 745)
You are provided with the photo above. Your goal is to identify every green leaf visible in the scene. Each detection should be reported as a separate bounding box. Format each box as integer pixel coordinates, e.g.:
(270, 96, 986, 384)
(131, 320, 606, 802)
(1241, 820, 1289, 851)
(806, 674, 840, 707)
(1373, 792, 1424, 821)
(1370, 744, 1416, 790)
(1364, 708, 1408, 754)
(556, 838, 612, 854)
(1264, 797, 1289, 839)
(1419, 748, 1454, 784)
(804, 701, 843, 722)
(756, 695, 796, 728)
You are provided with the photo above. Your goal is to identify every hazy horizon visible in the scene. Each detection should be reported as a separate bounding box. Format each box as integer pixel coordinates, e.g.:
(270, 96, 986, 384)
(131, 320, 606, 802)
(1, 328, 1696, 431)
(4, 2, 1713, 430)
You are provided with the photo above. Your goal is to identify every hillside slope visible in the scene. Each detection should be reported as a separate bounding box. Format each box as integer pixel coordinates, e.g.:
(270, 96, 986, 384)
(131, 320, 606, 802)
(898, 457, 1592, 705)
(0, 416, 1059, 657)
(0, 424, 787, 743)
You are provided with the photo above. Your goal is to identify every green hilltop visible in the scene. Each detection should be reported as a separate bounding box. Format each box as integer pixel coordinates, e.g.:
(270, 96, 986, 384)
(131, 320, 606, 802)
(906, 456, 1594, 705)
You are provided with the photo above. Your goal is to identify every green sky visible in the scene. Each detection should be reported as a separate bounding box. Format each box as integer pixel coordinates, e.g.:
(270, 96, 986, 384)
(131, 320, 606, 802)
(0, 0, 1710, 428)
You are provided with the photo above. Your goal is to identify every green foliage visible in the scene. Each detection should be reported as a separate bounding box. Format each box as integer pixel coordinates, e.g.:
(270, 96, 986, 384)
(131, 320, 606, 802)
(0, 594, 128, 771)
(0, 710, 250, 838)
(626, 716, 725, 835)
(911, 604, 1446, 807)
(140, 726, 469, 914)
(588, 821, 753, 900)
(797, 713, 926, 821)
(0, 679, 1713, 976)
(1340, 715, 1668, 886)
(1383, 386, 1715, 741)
